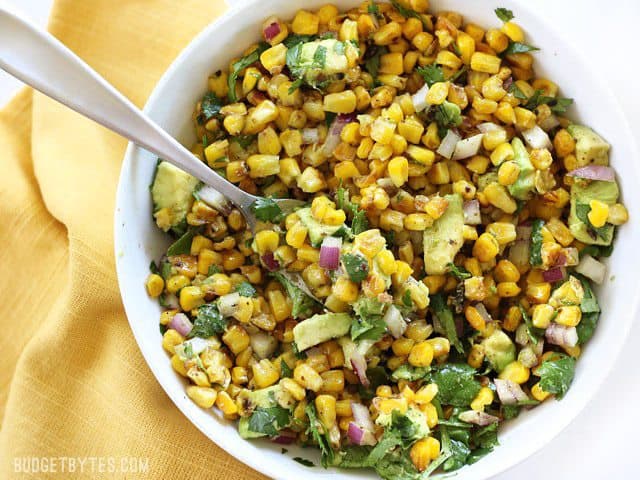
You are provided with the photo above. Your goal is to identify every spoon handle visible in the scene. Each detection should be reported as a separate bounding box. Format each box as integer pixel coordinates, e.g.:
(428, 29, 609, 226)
(0, 6, 257, 212)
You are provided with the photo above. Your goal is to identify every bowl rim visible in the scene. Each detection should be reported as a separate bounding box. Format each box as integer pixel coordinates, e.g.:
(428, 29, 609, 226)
(114, 1, 640, 479)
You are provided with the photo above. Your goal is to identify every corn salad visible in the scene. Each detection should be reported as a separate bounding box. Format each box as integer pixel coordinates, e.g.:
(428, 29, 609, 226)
(146, 2, 628, 478)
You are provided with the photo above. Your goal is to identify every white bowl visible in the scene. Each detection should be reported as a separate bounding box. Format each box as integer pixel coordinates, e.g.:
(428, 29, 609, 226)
(114, 1, 640, 478)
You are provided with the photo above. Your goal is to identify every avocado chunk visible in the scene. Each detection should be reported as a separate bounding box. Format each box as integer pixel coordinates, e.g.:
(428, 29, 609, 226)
(286, 39, 355, 89)
(238, 385, 284, 439)
(293, 312, 352, 351)
(151, 161, 199, 233)
(482, 330, 516, 373)
(423, 194, 464, 275)
(297, 207, 344, 246)
(507, 137, 535, 200)
(567, 124, 610, 167)
(568, 179, 619, 245)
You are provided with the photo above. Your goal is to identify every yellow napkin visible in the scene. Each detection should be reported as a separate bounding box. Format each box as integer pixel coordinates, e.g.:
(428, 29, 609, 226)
(0, 1, 267, 478)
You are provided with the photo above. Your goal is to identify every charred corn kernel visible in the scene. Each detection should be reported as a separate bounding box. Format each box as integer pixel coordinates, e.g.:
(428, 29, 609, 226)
(467, 343, 485, 369)
(280, 377, 306, 401)
(514, 107, 537, 130)
(545, 217, 574, 246)
(215, 391, 238, 416)
(387, 156, 409, 187)
(471, 52, 501, 74)
(280, 130, 303, 157)
(495, 101, 516, 124)
(267, 289, 291, 322)
(277, 157, 301, 187)
(231, 366, 249, 385)
(334, 161, 359, 180)
(555, 305, 582, 327)
(464, 276, 487, 302)
(370, 117, 397, 145)
(247, 154, 279, 178)
(170, 354, 188, 376)
(428, 162, 450, 185)
(473, 96, 498, 114)
(208, 71, 229, 98)
(259, 43, 287, 74)
(484, 183, 517, 213)
(340, 123, 361, 146)
(244, 100, 279, 134)
(297, 245, 320, 264)
(166, 274, 189, 294)
(179, 286, 205, 311)
(389, 338, 414, 358)
(317, 4, 338, 24)
(486, 222, 517, 245)
(377, 250, 398, 276)
(187, 367, 211, 387)
(503, 305, 522, 332)
(374, 21, 402, 45)
(223, 114, 245, 135)
(222, 325, 250, 354)
(497, 282, 521, 297)
(411, 32, 434, 52)
(146, 274, 164, 297)
(588, 200, 609, 228)
(426, 81, 450, 105)
(456, 32, 476, 64)
(379, 52, 404, 75)
(376, 385, 393, 398)
(258, 126, 281, 155)
(482, 128, 508, 151)
(466, 154, 490, 174)
(404, 213, 433, 231)
(255, 230, 280, 255)
(531, 382, 551, 401)
(408, 341, 434, 367)
(314, 395, 337, 428)
(607, 203, 628, 225)
(499, 361, 530, 384)
(530, 148, 553, 170)
(294, 363, 323, 392)
(410, 438, 433, 472)
(398, 120, 424, 145)
(402, 16, 423, 40)
(162, 329, 184, 354)
(252, 358, 280, 388)
(473, 232, 500, 262)
(501, 21, 525, 42)
(553, 129, 575, 158)
(209, 273, 232, 296)
(470, 386, 494, 411)
(339, 17, 359, 42)
(320, 370, 345, 394)
(297, 167, 326, 193)
(323, 91, 357, 113)
(490, 142, 515, 166)
(485, 28, 509, 53)
(494, 260, 521, 282)
(325, 209, 347, 226)
(187, 386, 217, 409)
(425, 338, 448, 359)
(331, 276, 359, 303)
(498, 161, 520, 186)
(413, 384, 438, 404)
(465, 305, 487, 331)
(406, 145, 435, 167)
(526, 282, 551, 304)
(532, 304, 555, 329)
(420, 402, 438, 428)
(291, 10, 319, 35)
(377, 397, 408, 415)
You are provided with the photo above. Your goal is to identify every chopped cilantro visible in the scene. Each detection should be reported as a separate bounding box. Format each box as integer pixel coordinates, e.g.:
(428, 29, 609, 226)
(390, 0, 429, 28)
(280, 359, 293, 378)
(368, 1, 381, 18)
(231, 134, 257, 149)
(351, 297, 388, 342)
(167, 228, 200, 256)
(188, 303, 226, 338)
(149, 260, 159, 275)
(293, 457, 314, 467)
(537, 353, 576, 398)
(234, 281, 257, 297)
(508, 82, 528, 100)
(529, 218, 544, 267)
(574, 274, 601, 344)
(519, 303, 544, 344)
(247, 405, 291, 437)
(207, 264, 221, 276)
(447, 262, 472, 281)
(305, 403, 334, 467)
(228, 42, 270, 102)
(198, 92, 223, 124)
(503, 41, 540, 55)
(336, 186, 369, 234)
(428, 363, 481, 407)
(402, 289, 413, 308)
(250, 197, 284, 223)
(495, 7, 514, 22)
(430, 294, 464, 354)
(575, 202, 610, 240)
(417, 64, 445, 87)
(433, 101, 463, 136)
(342, 252, 369, 283)
(273, 271, 319, 319)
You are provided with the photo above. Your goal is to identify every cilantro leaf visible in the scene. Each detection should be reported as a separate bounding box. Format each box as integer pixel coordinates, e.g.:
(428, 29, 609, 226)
(402, 289, 413, 308)
(250, 197, 284, 223)
(280, 359, 293, 378)
(434, 101, 462, 135)
(529, 218, 544, 267)
(495, 7, 514, 22)
(503, 41, 540, 55)
(368, 1, 381, 18)
(537, 353, 576, 398)
(508, 82, 528, 100)
(575, 202, 611, 240)
(574, 274, 601, 344)
(228, 42, 270, 102)
(247, 405, 291, 437)
(416, 64, 445, 87)
(342, 252, 369, 283)
(305, 403, 334, 467)
(149, 260, 159, 275)
(391, 364, 430, 382)
(336, 186, 369, 234)
(550, 97, 574, 114)
(363, 45, 387, 86)
(293, 457, 314, 467)
(273, 271, 319, 319)
(390, 0, 429, 28)
(519, 303, 543, 345)
(428, 363, 481, 407)
(207, 264, 221, 276)
(198, 92, 223, 123)
(447, 262, 472, 281)
(283, 34, 316, 48)
(430, 294, 464, 354)
(167, 228, 200, 256)
(188, 303, 226, 338)
(231, 134, 257, 149)
(351, 297, 387, 341)
(235, 281, 257, 297)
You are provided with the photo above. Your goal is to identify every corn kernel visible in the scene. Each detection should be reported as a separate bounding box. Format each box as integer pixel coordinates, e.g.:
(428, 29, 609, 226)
(588, 200, 609, 228)
(408, 341, 434, 367)
(291, 10, 319, 35)
(499, 361, 530, 384)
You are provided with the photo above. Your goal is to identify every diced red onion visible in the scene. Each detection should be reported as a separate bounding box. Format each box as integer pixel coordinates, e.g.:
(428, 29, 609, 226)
(503, 76, 514, 91)
(477, 122, 505, 134)
(271, 430, 296, 444)
(383, 304, 406, 339)
(458, 410, 500, 426)
(545, 323, 578, 347)
(351, 402, 374, 431)
(575, 254, 607, 284)
(452, 133, 484, 160)
(250, 331, 278, 359)
(567, 165, 616, 182)
(302, 128, 320, 145)
(436, 130, 461, 159)
(350, 351, 369, 387)
(322, 114, 355, 155)
(411, 83, 431, 112)
(169, 313, 193, 337)
(319, 236, 342, 270)
(347, 422, 377, 446)
(522, 125, 552, 150)
(494, 378, 529, 405)
(539, 114, 560, 132)
(263, 22, 281, 42)
(542, 266, 567, 283)
(475, 303, 492, 324)
(196, 185, 232, 215)
(516, 225, 532, 241)
(261, 252, 280, 271)
(463, 200, 481, 225)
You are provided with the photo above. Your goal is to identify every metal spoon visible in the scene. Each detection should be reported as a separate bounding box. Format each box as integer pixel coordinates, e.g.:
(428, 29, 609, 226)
(0, 6, 302, 231)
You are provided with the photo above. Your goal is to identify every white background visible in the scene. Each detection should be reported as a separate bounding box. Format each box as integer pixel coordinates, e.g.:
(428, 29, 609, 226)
(1, 0, 638, 478)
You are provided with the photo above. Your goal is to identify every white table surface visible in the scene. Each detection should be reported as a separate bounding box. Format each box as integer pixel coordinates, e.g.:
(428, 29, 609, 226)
(1, 0, 638, 478)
